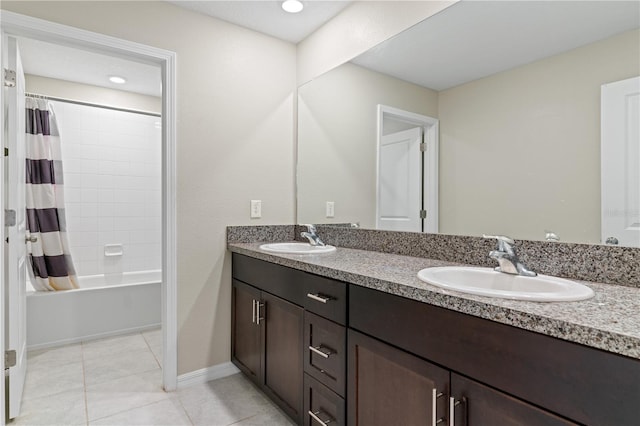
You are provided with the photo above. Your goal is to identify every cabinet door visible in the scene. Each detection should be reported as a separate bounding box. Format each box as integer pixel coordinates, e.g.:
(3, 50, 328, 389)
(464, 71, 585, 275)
(348, 329, 448, 426)
(450, 373, 577, 426)
(231, 280, 262, 383)
(263, 292, 304, 424)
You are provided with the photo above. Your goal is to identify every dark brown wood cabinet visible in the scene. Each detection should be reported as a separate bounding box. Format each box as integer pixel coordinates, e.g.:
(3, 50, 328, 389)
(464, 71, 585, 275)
(231, 277, 304, 423)
(232, 254, 348, 425)
(231, 280, 261, 383)
(232, 253, 640, 426)
(348, 329, 449, 426)
(450, 374, 576, 426)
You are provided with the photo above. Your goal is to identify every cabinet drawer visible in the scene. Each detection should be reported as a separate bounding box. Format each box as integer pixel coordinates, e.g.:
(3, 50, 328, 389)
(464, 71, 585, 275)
(304, 311, 346, 396)
(304, 276, 346, 325)
(304, 374, 345, 426)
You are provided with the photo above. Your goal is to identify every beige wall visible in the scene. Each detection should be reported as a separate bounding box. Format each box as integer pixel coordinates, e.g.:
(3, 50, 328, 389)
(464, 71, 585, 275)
(2, 1, 297, 375)
(298, 63, 438, 227)
(25, 74, 162, 113)
(438, 29, 640, 243)
(297, 1, 456, 85)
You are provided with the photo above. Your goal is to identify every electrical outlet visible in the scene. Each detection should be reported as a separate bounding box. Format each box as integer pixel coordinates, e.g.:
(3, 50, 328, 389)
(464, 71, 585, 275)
(250, 200, 262, 218)
(326, 201, 335, 218)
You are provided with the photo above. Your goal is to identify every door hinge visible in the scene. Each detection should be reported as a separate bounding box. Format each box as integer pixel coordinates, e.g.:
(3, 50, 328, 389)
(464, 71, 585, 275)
(420, 210, 427, 219)
(5, 209, 16, 227)
(420, 142, 427, 152)
(4, 68, 16, 87)
(5, 350, 17, 368)
(4, 147, 8, 157)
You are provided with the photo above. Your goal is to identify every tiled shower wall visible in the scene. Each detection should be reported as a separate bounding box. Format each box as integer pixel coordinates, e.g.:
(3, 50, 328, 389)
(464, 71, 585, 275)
(52, 100, 161, 277)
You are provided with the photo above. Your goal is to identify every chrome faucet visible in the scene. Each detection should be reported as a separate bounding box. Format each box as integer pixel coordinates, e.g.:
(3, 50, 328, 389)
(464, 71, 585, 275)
(483, 234, 537, 277)
(301, 224, 325, 247)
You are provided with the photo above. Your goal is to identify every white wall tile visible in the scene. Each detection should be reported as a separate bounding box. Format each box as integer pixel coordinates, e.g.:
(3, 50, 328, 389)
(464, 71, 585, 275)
(54, 101, 161, 276)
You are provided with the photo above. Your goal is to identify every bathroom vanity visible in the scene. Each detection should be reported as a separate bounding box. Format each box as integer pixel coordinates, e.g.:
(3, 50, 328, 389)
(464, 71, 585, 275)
(229, 242, 640, 426)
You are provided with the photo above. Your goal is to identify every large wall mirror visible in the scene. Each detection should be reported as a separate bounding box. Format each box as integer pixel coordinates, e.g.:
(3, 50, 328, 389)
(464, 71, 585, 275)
(297, 1, 640, 247)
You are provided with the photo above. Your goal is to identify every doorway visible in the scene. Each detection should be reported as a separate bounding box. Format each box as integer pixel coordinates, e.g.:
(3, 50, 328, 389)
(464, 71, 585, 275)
(1, 11, 177, 422)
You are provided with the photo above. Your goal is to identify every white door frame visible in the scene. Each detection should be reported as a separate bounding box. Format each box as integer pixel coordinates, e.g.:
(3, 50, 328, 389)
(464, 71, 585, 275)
(376, 105, 439, 233)
(0, 11, 178, 404)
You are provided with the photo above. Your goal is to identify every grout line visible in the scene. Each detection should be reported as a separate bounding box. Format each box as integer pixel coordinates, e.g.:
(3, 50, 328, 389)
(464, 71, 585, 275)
(81, 340, 90, 426)
(141, 328, 163, 369)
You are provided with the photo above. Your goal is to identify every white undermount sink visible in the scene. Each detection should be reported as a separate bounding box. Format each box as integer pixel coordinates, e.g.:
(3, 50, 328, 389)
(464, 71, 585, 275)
(417, 266, 594, 302)
(259, 242, 336, 255)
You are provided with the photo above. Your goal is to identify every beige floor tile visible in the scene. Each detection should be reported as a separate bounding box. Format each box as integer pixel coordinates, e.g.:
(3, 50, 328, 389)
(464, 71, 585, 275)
(83, 347, 160, 386)
(231, 407, 296, 426)
(12, 388, 87, 425)
(89, 396, 192, 425)
(82, 332, 150, 360)
(178, 374, 275, 426)
(28, 342, 83, 368)
(86, 369, 166, 421)
(22, 358, 85, 401)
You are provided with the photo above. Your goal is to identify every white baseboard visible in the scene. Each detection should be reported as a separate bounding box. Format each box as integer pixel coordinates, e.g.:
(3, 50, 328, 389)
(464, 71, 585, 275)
(177, 362, 241, 389)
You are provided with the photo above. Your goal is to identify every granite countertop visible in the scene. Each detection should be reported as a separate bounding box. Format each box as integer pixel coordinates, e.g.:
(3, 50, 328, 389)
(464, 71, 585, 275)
(228, 242, 640, 361)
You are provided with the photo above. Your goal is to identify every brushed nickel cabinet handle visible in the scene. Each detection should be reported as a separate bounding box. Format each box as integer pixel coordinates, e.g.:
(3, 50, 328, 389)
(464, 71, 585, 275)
(307, 293, 331, 303)
(432, 389, 444, 425)
(252, 299, 256, 324)
(449, 397, 461, 426)
(309, 345, 334, 359)
(256, 302, 264, 325)
(309, 410, 334, 426)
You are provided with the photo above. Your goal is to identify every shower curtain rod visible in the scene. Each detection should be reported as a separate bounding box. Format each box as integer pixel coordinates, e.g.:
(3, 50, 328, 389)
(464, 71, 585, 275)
(25, 92, 162, 118)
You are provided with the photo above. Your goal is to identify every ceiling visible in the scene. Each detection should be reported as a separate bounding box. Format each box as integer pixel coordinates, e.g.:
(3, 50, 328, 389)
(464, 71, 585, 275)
(352, 1, 640, 91)
(17, 1, 352, 97)
(18, 37, 162, 97)
(167, 1, 353, 44)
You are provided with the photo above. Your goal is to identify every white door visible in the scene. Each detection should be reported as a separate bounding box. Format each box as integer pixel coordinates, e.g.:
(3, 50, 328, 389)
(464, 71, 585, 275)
(3, 35, 27, 419)
(601, 76, 640, 247)
(377, 127, 423, 232)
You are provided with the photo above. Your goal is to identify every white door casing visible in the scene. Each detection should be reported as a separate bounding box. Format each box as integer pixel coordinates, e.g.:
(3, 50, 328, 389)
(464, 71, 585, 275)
(377, 127, 423, 232)
(3, 35, 27, 419)
(376, 105, 439, 233)
(601, 76, 640, 247)
(0, 11, 178, 400)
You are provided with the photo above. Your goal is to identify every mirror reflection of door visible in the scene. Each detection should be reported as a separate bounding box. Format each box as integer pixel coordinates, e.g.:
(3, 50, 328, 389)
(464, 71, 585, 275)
(378, 127, 422, 231)
(601, 76, 640, 247)
(376, 105, 438, 233)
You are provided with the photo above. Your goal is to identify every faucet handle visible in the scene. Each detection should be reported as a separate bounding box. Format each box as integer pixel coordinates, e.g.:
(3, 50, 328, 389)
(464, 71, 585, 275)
(482, 234, 515, 245)
(302, 224, 317, 233)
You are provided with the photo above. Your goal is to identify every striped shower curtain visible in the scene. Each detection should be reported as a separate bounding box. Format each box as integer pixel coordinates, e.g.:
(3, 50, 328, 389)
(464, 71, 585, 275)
(25, 98, 79, 291)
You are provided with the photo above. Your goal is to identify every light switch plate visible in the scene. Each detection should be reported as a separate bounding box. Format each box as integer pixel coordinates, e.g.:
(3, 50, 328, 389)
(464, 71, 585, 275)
(250, 200, 262, 218)
(326, 201, 335, 218)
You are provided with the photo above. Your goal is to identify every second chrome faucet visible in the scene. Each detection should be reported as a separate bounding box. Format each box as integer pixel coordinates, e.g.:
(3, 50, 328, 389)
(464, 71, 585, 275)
(301, 224, 326, 247)
(483, 234, 537, 277)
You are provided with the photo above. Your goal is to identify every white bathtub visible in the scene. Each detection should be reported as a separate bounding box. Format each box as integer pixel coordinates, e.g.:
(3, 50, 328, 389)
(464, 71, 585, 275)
(27, 270, 161, 350)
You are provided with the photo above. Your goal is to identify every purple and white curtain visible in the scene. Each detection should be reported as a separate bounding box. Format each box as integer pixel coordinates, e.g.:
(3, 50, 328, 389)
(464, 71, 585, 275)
(25, 98, 78, 291)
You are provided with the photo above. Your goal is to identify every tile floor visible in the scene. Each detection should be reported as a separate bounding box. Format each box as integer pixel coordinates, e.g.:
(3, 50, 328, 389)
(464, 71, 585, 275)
(12, 329, 295, 426)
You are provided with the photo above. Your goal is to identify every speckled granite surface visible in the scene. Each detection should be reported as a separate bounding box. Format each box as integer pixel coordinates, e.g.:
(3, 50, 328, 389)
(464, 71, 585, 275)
(295, 225, 640, 288)
(227, 225, 295, 243)
(228, 241, 640, 361)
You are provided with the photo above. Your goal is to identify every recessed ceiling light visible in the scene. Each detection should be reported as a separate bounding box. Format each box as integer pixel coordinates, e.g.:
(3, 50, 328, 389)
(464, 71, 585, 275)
(282, 0, 303, 13)
(109, 75, 126, 84)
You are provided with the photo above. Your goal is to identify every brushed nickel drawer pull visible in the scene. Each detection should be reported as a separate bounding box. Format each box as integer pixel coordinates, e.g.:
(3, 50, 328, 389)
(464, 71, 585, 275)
(309, 410, 334, 426)
(309, 345, 334, 358)
(307, 293, 332, 303)
(432, 389, 444, 425)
